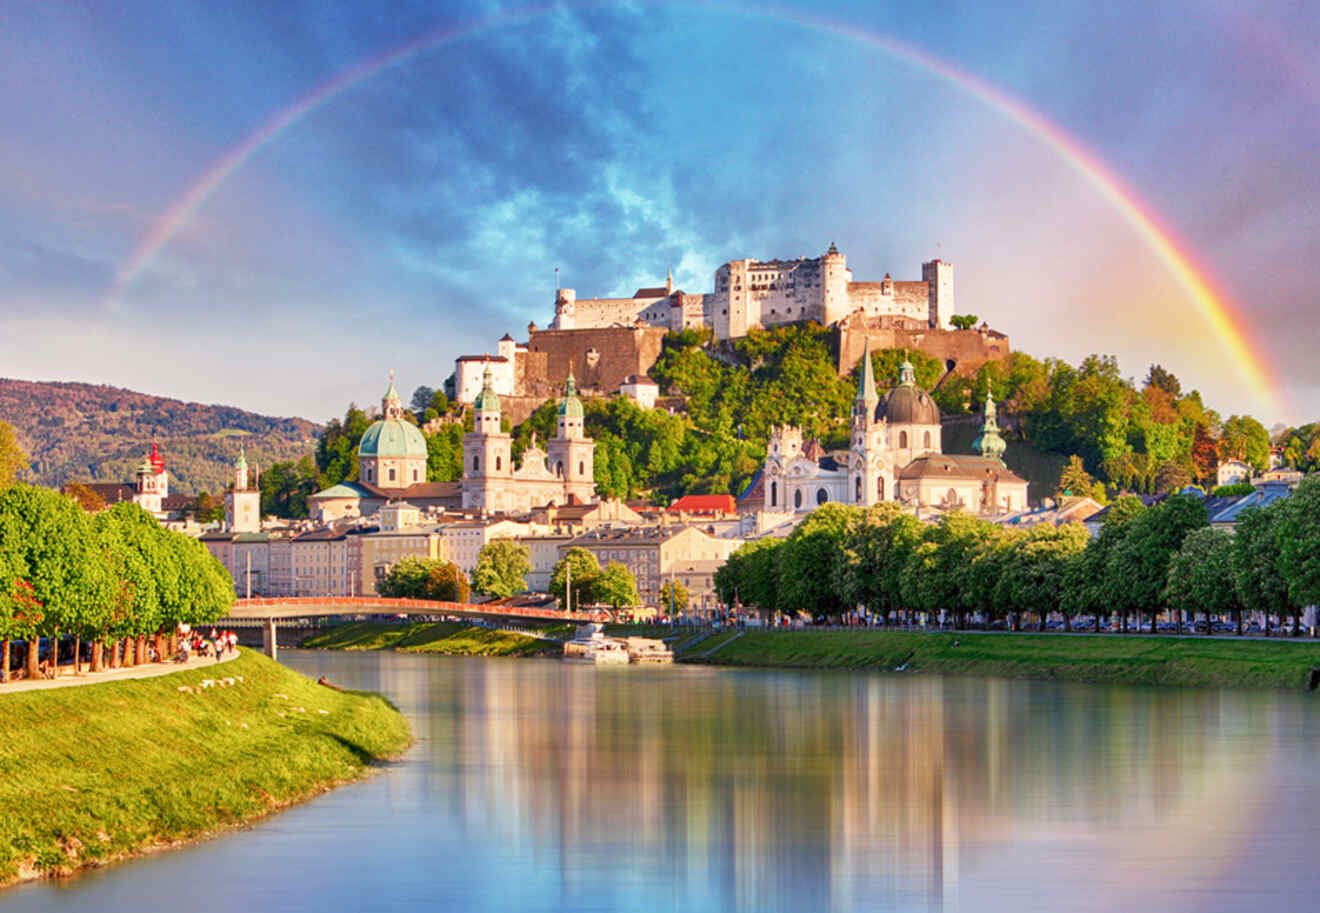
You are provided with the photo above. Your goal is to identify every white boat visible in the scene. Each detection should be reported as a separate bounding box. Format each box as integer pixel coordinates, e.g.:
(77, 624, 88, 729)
(625, 637, 674, 664)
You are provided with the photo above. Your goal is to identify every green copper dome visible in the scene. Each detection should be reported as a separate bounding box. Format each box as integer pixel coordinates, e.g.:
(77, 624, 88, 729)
(558, 369, 584, 419)
(358, 417, 427, 460)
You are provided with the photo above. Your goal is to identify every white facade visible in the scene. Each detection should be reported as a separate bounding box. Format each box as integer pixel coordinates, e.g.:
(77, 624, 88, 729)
(453, 335, 522, 404)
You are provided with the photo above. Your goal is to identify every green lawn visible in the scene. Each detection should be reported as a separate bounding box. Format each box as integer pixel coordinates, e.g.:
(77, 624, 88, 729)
(301, 621, 563, 657)
(0, 649, 411, 887)
(706, 629, 1320, 689)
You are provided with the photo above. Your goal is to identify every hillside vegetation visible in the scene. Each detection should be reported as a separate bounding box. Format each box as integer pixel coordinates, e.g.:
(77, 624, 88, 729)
(0, 378, 319, 496)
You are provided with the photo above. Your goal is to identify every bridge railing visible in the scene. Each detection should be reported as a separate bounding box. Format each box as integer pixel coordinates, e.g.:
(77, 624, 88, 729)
(226, 596, 610, 624)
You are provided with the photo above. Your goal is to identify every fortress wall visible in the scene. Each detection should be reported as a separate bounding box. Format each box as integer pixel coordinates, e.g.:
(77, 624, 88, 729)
(566, 296, 665, 329)
(836, 318, 1010, 379)
(526, 325, 668, 397)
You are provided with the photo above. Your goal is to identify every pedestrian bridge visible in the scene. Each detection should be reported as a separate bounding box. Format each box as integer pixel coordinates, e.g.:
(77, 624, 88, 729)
(223, 596, 604, 657)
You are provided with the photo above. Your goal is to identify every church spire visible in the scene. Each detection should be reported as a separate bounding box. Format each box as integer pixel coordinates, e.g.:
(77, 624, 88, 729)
(973, 391, 1007, 462)
(666, 263, 673, 294)
(856, 339, 878, 404)
(382, 370, 403, 419)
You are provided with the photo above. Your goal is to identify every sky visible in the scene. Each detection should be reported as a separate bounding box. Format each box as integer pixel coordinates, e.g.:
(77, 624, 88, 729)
(1, 0, 1317, 428)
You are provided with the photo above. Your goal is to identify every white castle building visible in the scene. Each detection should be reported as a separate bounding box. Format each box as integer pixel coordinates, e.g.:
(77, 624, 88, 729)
(552, 244, 953, 340)
(755, 342, 1027, 517)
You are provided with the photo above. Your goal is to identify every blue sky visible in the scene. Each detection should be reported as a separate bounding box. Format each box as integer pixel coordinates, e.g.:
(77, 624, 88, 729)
(2, 0, 1316, 426)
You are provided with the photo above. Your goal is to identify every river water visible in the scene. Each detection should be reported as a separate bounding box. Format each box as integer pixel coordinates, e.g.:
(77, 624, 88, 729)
(5, 650, 1319, 912)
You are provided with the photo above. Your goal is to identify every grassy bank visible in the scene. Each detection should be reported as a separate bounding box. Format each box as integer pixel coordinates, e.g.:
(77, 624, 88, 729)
(0, 648, 411, 887)
(690, 629, 1320, 689)
(300, 621, 566, 657)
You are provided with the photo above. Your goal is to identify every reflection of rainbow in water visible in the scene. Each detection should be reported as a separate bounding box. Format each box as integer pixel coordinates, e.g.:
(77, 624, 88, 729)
(105, 1, 1285, 418)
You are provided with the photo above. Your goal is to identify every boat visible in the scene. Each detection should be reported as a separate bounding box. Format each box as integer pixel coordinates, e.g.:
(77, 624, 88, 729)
(563, 624, 631, 665)
(625, 637, 674, 664)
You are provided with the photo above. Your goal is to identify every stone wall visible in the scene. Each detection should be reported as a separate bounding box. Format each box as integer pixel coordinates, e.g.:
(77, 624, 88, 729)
(525, 325, 668, 397)
(836, 314, 1010, 379)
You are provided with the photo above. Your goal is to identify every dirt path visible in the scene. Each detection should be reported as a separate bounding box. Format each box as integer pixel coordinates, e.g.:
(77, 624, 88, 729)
(0, 649, 240, 695)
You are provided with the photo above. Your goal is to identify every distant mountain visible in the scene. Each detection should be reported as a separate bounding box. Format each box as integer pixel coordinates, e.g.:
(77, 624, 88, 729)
(0, 378, 321, 496)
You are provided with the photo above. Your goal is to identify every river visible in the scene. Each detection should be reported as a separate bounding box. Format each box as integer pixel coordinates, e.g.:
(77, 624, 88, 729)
(4, 650, 1319, 912)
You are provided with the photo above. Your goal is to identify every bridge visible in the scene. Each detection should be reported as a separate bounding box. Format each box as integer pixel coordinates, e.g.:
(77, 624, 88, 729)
(223, 596, 607, 658)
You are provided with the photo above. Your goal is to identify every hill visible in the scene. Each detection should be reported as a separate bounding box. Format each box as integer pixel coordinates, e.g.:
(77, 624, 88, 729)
(0, 378, 319, 496)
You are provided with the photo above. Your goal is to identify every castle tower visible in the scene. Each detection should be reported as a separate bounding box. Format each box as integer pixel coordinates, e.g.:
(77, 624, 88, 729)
(820, 242, 853, 326)
(972, 392, 1008, 462)
(461, 366, 514, 510)
(225, 444, 261, 533)
(547, 369, 596, 504)
(849, 340, 891, 504)
(922, 259, 954, 329)
(133, 441, 168, 515)
(553, 288, 577, 330)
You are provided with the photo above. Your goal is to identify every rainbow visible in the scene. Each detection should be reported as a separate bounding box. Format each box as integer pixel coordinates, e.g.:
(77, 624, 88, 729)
(106, 1, 1284, 416)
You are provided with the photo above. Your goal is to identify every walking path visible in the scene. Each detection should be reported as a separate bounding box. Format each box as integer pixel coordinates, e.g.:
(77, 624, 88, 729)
(0, 649, 239, 695)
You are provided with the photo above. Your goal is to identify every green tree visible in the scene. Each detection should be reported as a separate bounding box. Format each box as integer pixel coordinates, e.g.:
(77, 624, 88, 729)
(949, 314, 980, 330)
(1165, 527, 1239, 634)
(659, 579, 689, 613)
(1231, 504, 1290, 637)
(1274, 475, 1320, 619)
(900, 512, 993, 628)
(778, 503, 855, 618)
(0, 419, 26, 489)
(550, 547, 601, 610)
(471, 538, 532, 599)
(193, 491, 224, 523)
(410, 386, 436, 414)
(1065, 494, 1147, 632)
(594, 561, 640, 610)
(994, 524, 1090, 630)
(315, 405, 372, 486)
(1056, 454, 1101, 500)
(260, 457, 318, 518)
(715, 538, 782, 612)
(835, 502, 916, 614)
(1108, 493, 1208, 634)
(1219, 415, 1270, 471)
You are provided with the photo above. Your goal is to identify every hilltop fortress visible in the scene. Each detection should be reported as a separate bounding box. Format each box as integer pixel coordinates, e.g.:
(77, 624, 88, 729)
(450, 245, 1008, 420)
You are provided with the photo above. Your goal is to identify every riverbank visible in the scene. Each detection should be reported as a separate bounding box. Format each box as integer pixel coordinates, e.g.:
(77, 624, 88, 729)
(0, 648, 411, 888)
(300, 621, 567, 657)
(686, 629, 1320, 689)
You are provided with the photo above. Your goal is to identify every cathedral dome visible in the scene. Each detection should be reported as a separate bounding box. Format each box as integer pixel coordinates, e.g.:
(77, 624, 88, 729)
(880, 359, 941, 425)
(358, 418, 427, 460)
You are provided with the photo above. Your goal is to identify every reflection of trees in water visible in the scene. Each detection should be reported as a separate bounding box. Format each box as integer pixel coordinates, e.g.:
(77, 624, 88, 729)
(434, 662, 1274, 912)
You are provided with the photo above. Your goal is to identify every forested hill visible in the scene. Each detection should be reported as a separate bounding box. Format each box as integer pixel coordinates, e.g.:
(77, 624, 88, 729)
(0, 378, 320, 496)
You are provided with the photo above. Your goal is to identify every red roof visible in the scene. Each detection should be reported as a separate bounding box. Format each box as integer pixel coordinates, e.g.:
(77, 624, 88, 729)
(668, 494, 736, 514)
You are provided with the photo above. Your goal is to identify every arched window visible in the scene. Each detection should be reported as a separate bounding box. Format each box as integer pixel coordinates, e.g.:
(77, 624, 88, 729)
(924, 430, 931, 449)
(496, 455, 502, 471)
(816, 488, 828, 505)
(794, 489, 802, 509)
(473, 455, 480, 472)
(578, 461, 585, 475)
(855, 477, 862, 502)
(413, 469, 419, 482)
(366, 467, 373, 482)
(877, 476, 885, 500)
(770, 481, 778, 507)
(388, 467, 396, 482)
(556, 461, 564, 476)
(899, 430, 908, 448)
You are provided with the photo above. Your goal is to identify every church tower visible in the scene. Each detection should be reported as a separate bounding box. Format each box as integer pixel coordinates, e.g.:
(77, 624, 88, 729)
(849, 341, 891, 504)
(972, 392, 1008, 462)
(461, 366, 513, 511)
(225, 444, 261, 533)
(547, 369, 596, 504)
(133, 441, 168, 515)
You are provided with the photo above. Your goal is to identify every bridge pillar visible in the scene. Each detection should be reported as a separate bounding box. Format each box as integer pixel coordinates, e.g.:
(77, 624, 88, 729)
(262, 617, 278, 661)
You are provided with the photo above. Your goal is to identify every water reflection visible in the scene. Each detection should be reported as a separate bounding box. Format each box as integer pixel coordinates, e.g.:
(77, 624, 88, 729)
(4, 652, 1317, 913)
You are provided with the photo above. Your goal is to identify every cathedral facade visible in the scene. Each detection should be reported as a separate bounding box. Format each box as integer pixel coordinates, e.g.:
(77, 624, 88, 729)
(757, 344, 1028, 517)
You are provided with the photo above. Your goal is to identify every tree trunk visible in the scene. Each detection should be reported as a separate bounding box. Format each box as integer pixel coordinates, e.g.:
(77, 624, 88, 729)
(122, 637, 134, 668)
(27, 635, 40, 679)
(1204, 609, 1212, 635)
(136, 634, 146, 665)
(73, 635, 81, 675)
(154, 632, 166, 663)
(1293, 612, 1301, 638)
(52, 627, 59, 676)
(91, 641, 103, 673)
(1, 639, 9, 683)
(1237, 608, 1244, 637)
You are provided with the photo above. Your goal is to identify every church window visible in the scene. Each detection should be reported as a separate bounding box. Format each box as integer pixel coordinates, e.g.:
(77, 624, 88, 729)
(496, 455, 502, 471)
(794, 489, 802, 509)
(899, 431, 908, 448)
(578, 461, 585, 475)
(816, 488, 828, 505)
(388, 468, 396, 482)
(770, 481, 778, 507)
(556, 461, 564, 476)
(413, 469, 419, 482)
(855, 477, 862, 502)
(877, 477, 885, 500)
(473, 456, 480, 472)
(924, 431, 932, 449)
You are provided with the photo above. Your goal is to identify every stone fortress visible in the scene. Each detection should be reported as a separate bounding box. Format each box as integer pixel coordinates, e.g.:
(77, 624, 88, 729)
(450, 244, 1009, 418)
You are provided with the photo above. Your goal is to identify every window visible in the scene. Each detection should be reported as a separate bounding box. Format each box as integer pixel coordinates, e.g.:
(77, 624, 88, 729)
(388, 467, 396, 482)
(924, 431, 931, 449)
(794, 489, 802, 509)
(496, 456, 502, 471)
(770, 481, 777, 507)
(473, 455, 480, 472)
(816, 488, 828, 505)
(855, 477, 862, 502)
(413, 469, 419, 482)
(556, 461, 564, 476)
(877, 476, 885, 500)
(899, 430, 908, 449)
(578, 461, 584, 475)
